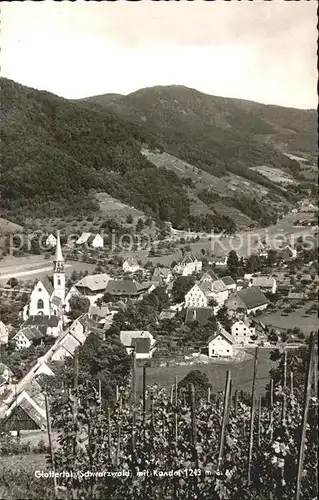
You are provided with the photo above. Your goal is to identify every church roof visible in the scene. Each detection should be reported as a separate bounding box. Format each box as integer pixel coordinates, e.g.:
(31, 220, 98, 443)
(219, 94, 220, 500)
(41, 276, 54, 295)
(54, 231, 64, 262)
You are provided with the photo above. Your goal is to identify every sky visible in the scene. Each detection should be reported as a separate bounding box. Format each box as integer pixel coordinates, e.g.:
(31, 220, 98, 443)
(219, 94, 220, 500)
(1, 1, 317, 109)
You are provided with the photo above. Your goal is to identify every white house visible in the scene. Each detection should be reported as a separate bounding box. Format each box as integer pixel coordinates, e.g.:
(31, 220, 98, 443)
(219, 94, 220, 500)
(211, 256, 228, 268)
(151, 267, 173, 285)
(221, 276, 236, 291)
(231, 319, 256, 345)
(185, 283, 209, 308)
(0, 363, 14, 387)
(123, 258, 140, 274)
(76, 233, 104, 248)
(46, 234, 57, 247)
(120, 330, 156, 360)
(185, 280, 229, 310)
(0, 321, 8, 345)
(12, 327, 44, 350)
(90, 234, 104, 248)
(249, 276, 277, 294)
(208, 328, 235, 358)
(174, 253, 202, 276)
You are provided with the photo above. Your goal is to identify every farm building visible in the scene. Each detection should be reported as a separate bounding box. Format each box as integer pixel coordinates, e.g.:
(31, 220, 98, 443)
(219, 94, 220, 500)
(123, 258, 140, 273)
(75, 274, 111, 296)
(226, 286, 268, 315)
(207, 328, 235, 358)
(76, 233, 104, 248)
(120, 330, 156, 359)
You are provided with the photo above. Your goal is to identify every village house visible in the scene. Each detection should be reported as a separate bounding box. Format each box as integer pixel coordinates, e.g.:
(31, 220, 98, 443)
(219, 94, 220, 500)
(0, 320, 8, 346)
(211, 255, 228, 269)
(207, 327, 235, 357)
(123, 258, 140, 274)
(76, 232, 104, 248)
(199, 269, 219, 284)
(88, 304, 111, 325)
(225, 286, 269, 315)
(249, 276, 277, 294)
(151, 267, 173, 285)
(185, 279, 229, 310)
(174, 253, 202, 276)
(120, 330, 156, 360)
(105, 279, 154, 301)
(0, 363, 14, 388)
(231, 319, 256, 345)
(74, 274, 111, 297)
(3, 381, 47, 432)
(185, 307, 214, 326)
(45, 233, 57, 247)
(12, 327, 44, 350)
(22, 314, 62, 337)
(158, 309, 177, 321)
(287, 290, 307, 301)
(50, 317, 88, 362)
(221, 276, 236, 291)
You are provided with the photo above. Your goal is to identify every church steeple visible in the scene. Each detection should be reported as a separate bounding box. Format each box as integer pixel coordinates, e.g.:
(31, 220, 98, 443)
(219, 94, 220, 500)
(53, 230, 65, 273)
(53, 230, 65, 301)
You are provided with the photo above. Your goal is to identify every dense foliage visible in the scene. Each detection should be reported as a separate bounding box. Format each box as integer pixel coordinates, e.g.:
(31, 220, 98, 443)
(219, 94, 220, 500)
(0, 78, 190, 227)
(48, 373, 318, 500)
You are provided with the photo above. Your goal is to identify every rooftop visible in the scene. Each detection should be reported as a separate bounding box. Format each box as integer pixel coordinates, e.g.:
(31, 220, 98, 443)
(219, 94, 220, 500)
(75, 274, 111, 292)
(238, 286, 269, 309)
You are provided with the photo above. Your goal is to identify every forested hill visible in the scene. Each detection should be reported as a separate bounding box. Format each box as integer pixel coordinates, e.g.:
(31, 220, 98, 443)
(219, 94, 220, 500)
(1, 79, 316, 231)
(0, 78, 190, 225)
(80, 85, 317, 176)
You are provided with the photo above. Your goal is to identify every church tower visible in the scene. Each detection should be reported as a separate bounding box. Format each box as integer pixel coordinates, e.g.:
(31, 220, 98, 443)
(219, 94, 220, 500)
(53, 230, 65, 301)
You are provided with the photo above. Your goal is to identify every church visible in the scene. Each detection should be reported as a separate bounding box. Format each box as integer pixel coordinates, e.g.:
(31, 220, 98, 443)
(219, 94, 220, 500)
(23, 231, 66, 327)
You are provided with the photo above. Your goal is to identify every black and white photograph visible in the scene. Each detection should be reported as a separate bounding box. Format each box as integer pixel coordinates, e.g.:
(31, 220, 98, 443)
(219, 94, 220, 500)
(0, 1, 318, 499)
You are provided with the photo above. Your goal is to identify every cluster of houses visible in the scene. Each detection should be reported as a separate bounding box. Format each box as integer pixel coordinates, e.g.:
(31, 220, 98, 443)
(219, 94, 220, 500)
(0, 232, 308, 432)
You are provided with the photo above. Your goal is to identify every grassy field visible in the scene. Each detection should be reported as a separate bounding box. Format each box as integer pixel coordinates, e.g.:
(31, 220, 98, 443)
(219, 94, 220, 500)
(0, 218, 23, 234)
(0, 255, 97, 284)
(136, 348, 278, 398)
(96, 192, 145, 223)
(258, 305, 317, 334)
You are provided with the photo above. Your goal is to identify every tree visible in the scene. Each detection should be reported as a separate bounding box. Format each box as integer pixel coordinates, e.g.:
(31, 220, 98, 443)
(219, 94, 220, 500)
(178, 370, 211, 403)
(216, 305, 232, 331)
(136, 218, 144, 232)
(171, 276, 195, 303)
(68, 295, 90, 320)
(6, 277, 19, 289)
(227, 250, 239, 278)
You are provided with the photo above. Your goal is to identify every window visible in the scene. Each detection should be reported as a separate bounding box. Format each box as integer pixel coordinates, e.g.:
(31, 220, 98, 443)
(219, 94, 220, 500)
(38, 288, 42, 292)
(57, 278, 61, 286)
(37, 299, 44, 309)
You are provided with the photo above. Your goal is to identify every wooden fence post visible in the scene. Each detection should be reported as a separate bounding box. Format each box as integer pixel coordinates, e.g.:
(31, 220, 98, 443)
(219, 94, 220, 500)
(295, 333, 315, 500)
(45, 393, 58, 498)
(247, 347, 258, 486)
(217, 370, 231, 473)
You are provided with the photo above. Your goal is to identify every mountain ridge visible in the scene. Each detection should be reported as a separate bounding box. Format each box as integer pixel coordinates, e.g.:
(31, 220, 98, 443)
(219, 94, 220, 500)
(1, 78, 316, 233)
